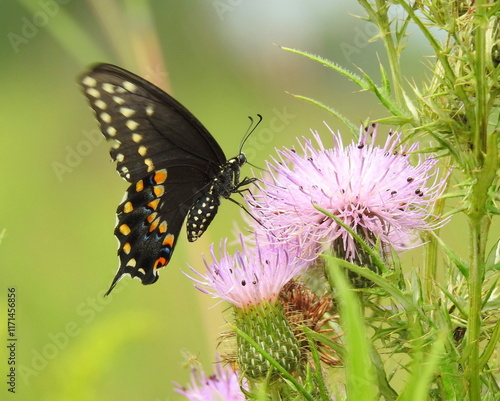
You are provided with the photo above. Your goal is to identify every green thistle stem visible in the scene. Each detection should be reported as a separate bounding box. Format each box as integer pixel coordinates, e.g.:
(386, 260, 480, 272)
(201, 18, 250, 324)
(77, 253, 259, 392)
(359, 0, 406, 107)
(467, 214, 488, 401)
(423, 163, 450, 302)
(466, 2, 497, 400)
(473, 0, 488, 158)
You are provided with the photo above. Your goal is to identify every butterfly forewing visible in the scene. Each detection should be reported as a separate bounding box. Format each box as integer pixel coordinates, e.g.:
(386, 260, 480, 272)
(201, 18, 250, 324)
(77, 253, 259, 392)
(80, 64, 249, 294)
(81, 64, 227, 182)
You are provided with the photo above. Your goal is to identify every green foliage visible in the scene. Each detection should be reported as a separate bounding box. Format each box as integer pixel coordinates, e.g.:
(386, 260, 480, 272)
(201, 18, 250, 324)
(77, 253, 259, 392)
(276, 1, 500, 400)
(325, 257, 378, 401)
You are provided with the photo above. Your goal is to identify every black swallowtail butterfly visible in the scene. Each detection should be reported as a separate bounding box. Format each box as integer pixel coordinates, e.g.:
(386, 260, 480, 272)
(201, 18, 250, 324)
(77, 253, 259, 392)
(80, 63, 254, 295)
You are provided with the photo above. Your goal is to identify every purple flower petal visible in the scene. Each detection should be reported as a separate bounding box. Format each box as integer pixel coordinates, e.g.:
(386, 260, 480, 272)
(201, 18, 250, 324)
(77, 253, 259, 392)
(189, 235, 309, 308)
(174, 357, 245, 401)
(247, 124, 448, 262)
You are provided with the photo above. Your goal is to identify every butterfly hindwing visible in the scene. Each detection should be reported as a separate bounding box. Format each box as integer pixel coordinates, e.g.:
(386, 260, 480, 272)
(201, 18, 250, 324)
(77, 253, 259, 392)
(106, 164, 217, 294)
(106, 170, 175, 294)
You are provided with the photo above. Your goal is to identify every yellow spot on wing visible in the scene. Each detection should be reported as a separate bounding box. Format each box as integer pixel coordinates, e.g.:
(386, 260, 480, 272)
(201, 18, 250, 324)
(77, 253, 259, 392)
(100, 112, 112, 123)
(153, 185, 164, 197)
(82, 76, 97, 87)
(126, 120, 139, 130)
(102, 83, 115, 93)
(120, 107, 135, 117)
(123, 202, 133, 213)
(145, 158, 154, 172)
(86, 87, 100, 98)
(123, 81, 138, 92)
(123, 242, 131, 254)
(107, 126, 117, 137)
(113, 96, 125, 105)
(95, 99, 107, 110)
(136, 180, 144, 192)
(119, 224, 131, 235)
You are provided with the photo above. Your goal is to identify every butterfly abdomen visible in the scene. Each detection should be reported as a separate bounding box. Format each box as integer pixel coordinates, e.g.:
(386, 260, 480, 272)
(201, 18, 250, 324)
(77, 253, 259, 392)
(186, 193, 220, 242)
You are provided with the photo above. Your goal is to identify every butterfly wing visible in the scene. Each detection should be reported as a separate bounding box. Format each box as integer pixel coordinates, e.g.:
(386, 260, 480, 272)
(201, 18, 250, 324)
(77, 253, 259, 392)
(80, 64, 227, 294)
(107, 166, 206, 295)
(81, 63, 227, 182)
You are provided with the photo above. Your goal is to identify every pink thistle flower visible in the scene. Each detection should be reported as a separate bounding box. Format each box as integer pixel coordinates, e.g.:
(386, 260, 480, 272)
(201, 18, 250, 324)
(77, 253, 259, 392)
(248, 124, 448, 263)
(174, 358, 245, 401)
(187, 234, 309, 309)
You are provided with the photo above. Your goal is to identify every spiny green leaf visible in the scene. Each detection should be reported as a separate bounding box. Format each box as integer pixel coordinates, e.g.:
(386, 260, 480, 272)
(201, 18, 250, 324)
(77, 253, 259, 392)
(280, 46, 368, 89)
(287, 93, 358, 137)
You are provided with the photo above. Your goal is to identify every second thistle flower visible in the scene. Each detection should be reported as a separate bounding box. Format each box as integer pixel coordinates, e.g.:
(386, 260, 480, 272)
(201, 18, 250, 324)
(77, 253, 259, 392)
(188, 235, 308, 380)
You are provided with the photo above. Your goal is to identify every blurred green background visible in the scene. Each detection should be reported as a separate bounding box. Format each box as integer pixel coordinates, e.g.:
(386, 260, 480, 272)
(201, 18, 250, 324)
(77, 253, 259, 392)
(0, 1, 496, 400)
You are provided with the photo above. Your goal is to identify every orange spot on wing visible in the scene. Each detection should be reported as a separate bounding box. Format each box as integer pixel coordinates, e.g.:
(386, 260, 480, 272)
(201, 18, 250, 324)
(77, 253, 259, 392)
(162, 234, 175, 247)
(146, 212, 158, 223)
(135, 180, 144, 192)
(149, 218, 160, 232)
(154, 169, 167, 184)
(159, 221, 167, 234)
(147, 199, 160, 210)
(153, 257, 167, 270)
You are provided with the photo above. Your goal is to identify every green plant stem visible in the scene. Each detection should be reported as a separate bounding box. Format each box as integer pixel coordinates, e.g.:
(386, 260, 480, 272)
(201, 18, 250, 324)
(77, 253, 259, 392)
(368, 0, 406, 106)
(422, 161, 451, 302)
(397, 1, 470, 109)
(422, 233, 438, 301)
(473, 1, 488, 159)
(466, 218, 484, 401)
(465, 2, 497, 399)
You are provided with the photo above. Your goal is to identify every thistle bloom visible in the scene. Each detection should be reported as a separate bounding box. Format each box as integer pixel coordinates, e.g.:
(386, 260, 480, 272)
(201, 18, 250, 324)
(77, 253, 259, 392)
(188, 234, 308, 309)
(187, 235, 306, 379)
(174, 359, 244, 401)
(248, 124, 447, 262)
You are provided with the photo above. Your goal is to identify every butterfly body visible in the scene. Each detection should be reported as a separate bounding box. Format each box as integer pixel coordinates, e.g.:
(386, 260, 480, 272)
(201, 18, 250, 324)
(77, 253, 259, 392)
(80, 64, 252, 295)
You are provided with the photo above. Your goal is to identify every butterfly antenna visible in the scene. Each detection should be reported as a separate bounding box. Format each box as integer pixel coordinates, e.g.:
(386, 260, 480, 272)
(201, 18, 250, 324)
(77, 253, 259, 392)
(239, 114, 263, 154)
